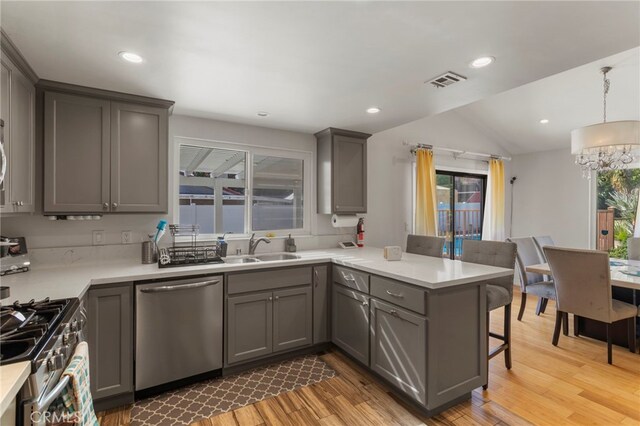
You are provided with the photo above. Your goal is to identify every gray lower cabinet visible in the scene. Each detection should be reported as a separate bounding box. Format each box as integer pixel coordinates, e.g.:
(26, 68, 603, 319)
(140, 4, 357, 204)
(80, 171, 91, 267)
(227, 291, 273, 365)
(312, 265, 330, 344)
(332, 284, 370, 365)
(370, 299, 427, 405)
(273, 286, 312, 352)
(227, 285, 313, 365)
(87, 284, 133, 402)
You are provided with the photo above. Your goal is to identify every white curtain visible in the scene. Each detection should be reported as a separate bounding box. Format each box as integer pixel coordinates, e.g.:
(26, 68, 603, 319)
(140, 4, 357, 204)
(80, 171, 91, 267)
(482, 159, 506, 241)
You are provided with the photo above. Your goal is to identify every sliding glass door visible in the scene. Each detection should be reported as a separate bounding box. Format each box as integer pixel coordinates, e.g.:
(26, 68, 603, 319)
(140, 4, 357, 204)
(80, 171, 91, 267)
(436, 171, 487, 259)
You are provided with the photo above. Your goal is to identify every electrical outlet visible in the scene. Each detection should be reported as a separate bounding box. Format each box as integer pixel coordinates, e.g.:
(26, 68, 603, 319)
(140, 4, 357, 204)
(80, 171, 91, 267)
(92, 230, 106, 246)
(121, 231, 133, 244)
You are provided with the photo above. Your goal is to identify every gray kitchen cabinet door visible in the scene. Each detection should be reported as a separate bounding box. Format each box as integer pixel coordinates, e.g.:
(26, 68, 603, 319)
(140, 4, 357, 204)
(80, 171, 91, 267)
(0, 60, 11, 213)
(313, 265, 330, 344)
(87, 284, 133, 401)
(332, 284, 370, 365)
(370, 299, 427, 405)
(44, 92, 110, 213)
(7, 67, 35, 212)
(227, 291, 273, 364)
(273, 286, 313, 352)
(110, 102, 168, 213)
(333, 134, 367, 214)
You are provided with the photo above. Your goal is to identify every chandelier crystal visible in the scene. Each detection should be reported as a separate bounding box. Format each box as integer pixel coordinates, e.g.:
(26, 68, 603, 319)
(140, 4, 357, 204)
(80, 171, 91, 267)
(571, 66, 640, 177)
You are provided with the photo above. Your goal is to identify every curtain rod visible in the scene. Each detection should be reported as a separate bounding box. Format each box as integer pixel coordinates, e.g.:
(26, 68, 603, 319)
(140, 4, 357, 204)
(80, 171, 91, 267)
(403, 141, 512, 162)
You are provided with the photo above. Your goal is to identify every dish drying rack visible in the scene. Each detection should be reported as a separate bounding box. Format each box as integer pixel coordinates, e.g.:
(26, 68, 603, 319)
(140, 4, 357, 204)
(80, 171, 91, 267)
(157, 225, 224, 268)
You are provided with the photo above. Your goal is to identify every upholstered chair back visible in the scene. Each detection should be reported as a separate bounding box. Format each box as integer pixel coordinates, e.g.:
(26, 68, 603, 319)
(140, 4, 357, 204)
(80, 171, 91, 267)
(461, 240, 517, 296)
(406, 234, 445, 258)
(544, 247, 612, 323)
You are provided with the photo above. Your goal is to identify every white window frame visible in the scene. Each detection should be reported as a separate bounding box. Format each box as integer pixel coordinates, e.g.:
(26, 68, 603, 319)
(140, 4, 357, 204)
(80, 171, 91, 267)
(173, 136, 313, 239)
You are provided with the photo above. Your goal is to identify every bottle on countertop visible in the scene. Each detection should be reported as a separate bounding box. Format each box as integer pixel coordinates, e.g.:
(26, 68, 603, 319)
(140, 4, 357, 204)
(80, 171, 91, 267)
(285, 234, 297, 252)
(217, 234, 228, 257)
(356, 218, 365, 247)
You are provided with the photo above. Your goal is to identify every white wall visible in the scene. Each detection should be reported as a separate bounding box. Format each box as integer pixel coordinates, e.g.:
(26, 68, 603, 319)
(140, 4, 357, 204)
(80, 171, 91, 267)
(1, 115, 346, 249)
(510, 148, 592, 248)
(365, 110, 512, 249)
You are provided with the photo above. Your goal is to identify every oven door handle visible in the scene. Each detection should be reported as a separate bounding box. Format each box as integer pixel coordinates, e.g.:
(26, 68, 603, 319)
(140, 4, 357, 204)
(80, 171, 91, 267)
(35, 374, 70, 413)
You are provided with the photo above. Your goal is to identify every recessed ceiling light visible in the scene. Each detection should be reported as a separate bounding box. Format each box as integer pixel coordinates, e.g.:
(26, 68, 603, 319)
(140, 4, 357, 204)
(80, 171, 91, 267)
(366, 107, 381, 114)
(470, 56, 495, 68)
(118, 51, 143, 63)
(539, 119, 550, 124)
(257, 111, 269, 117)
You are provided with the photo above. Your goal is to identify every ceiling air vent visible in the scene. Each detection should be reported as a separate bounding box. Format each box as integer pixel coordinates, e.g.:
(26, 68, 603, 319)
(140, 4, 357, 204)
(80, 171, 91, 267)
(427, 71, 467, 88)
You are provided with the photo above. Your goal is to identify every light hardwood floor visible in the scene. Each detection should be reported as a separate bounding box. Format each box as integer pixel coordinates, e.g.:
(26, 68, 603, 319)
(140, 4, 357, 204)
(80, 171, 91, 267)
(98, 288, 640, 426)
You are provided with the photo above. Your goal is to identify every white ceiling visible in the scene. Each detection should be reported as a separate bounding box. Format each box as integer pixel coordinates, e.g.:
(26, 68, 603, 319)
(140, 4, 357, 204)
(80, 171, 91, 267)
(455, 47, 640, 155)
(2, 1, 639, 135)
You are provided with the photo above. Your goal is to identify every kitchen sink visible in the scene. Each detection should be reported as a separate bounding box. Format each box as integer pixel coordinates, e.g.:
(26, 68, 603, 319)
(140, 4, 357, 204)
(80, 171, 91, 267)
(254, 253, 301, 261)
(224, 257, 261, 264)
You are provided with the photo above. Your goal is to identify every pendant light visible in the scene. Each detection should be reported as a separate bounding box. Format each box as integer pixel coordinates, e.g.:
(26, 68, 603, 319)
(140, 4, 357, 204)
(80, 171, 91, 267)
(571, 66, 640, 177)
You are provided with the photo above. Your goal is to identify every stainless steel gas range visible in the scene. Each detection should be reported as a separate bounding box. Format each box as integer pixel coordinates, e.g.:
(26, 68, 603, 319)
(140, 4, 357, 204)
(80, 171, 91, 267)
(0, 297, 86, 426)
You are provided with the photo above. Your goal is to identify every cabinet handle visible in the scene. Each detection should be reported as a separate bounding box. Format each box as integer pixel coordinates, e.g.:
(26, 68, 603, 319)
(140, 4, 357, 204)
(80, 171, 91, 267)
(275, 296, 279, 300)
(314, 269, 319, 287)
(362, 301, 368, 306)
(103, 203, 109, 210)
(386, 290, 404, 298)
(344, 274, 355, 282)
(18, 201, 23, 206)
(390, 309, 398, 316)
(268, 296, 273, 301)
(112, 202, 118, 209)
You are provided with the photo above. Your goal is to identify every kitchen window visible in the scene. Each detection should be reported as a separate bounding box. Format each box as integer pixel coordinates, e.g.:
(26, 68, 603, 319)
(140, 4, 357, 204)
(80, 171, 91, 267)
(176, 139, 311, 237)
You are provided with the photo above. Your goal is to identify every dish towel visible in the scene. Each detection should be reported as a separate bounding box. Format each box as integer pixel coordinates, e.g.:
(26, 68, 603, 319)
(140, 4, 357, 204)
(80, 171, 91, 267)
(49, 341, 99, 426)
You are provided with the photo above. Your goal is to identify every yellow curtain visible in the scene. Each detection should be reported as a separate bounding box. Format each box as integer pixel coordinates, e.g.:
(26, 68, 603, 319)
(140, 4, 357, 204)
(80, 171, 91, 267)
(482, 158, 506, 241)
(415, 149, 438, 236)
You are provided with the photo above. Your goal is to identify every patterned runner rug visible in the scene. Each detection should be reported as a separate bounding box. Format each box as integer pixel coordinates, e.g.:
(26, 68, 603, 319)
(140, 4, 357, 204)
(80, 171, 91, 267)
(130, 354, 336, 425)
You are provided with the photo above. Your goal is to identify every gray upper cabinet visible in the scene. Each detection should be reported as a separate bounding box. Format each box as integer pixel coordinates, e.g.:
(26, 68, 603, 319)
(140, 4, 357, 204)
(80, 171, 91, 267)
(0, 55, 35, 214)
(41, 81, 173, 214)
(227, 291, 274, 365)
(87, 284, 133, 402)
(110, 102, 168, 212)
(44, 92, 110, 213)
(273, 286, 312, 352)
(315, 127, 370, 214)
(332, 284, 370, 365)
(370, 299, 427, 405)
(312, 265, 330, 344)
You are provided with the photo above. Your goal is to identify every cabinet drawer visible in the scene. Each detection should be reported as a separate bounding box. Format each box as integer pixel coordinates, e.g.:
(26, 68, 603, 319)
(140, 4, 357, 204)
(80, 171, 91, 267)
(370, 275, 426, 315)
(333, 265, 369, 293)
(228, 267, 312, 294)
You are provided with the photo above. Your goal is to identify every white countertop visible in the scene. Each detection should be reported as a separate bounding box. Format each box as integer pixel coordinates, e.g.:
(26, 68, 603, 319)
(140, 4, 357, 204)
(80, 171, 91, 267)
(0, 361, 30, 417)
(0, 246, 513, 414)
(1, 247, 514, 302)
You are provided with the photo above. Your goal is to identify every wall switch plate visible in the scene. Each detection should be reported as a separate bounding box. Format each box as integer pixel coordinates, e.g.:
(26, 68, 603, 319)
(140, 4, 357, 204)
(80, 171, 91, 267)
(92, 230, 106, 246)
(121, 231, 133, 244)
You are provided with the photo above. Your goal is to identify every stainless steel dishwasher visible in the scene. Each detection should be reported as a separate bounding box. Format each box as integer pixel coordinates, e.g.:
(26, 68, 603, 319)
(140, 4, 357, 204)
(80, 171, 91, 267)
(135, 275, 223, 391)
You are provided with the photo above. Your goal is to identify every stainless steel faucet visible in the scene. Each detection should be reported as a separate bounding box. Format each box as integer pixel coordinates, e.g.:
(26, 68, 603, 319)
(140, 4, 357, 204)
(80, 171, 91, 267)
(248, 233, 271, 255)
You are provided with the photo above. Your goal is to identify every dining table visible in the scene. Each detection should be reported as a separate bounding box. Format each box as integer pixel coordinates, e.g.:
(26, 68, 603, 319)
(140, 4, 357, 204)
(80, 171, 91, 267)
(526, 259, 640, 349)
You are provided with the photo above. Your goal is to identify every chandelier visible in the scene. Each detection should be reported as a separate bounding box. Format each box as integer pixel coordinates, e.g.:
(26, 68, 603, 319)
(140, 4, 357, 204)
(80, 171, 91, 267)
(571, 66, 640, 176)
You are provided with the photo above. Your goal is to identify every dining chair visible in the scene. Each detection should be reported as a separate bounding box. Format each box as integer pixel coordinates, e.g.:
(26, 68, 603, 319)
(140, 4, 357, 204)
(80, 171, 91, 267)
(406, 234, 445, 258)
(544, 246, 637, 364)
(507, 237, 556, 321)
(461, 239, 517, 389)
(628, 238, 640, 261)
(533, 235, 555, 262)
